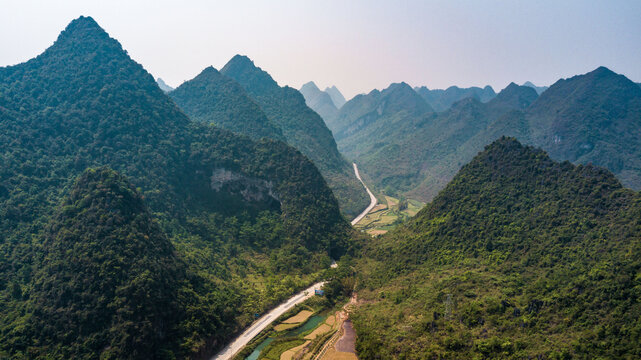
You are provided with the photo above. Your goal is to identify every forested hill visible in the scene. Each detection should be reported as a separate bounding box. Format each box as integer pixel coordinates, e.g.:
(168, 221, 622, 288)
(28, 168, 185, 359)
(0, 16, 352, 359)
(169, 66, 285, 141)
(220, 55, 370, 218)
(353, 137, 641, 359)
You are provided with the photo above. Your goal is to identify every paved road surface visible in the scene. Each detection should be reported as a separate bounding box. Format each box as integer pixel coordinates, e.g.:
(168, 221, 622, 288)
(351, 163, 378, 226)
(211, 281, 324, 360)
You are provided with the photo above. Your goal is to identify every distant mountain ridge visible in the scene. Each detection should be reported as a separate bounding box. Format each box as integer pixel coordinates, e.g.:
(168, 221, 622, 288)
(330, 82, 435, 162)
(221, 55, 369, 217)
(522, 80, 548, 94)
(299, 81, 339, 122)
(414, 84, 496, 112)
(336, 66, 641, 202)
(156, 77, 174, 92)
(325, 85, 347, 108)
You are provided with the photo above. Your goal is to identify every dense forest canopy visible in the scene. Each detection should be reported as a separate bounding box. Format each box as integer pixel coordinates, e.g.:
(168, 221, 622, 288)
(169, 66, 285, 141)
(352, 138, 641, 359)
(0, 16, 353, 359)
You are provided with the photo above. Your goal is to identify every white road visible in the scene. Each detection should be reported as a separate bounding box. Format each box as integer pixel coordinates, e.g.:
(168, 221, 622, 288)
(351, 163, 378, 226)
(211, 281, 324, 360)
(211, 163, 374, 360)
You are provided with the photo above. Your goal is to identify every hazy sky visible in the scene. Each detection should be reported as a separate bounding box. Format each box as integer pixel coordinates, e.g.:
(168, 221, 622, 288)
(1, 0, 640, 98)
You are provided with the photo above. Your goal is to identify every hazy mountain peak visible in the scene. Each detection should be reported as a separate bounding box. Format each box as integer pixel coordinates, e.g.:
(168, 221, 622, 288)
(324, 85, 347, 108)
(220, 54, 279, 95)
(522, 81, 548, 95)
(491, 82, 539, 109)
(301, 81, 321, 93)
(156, 77, 174, 92)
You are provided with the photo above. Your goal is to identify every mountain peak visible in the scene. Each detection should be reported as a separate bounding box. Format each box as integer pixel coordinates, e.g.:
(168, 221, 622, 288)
(55, 16, 110, 44)
(491, 82, 538, 109)
(301, 81, 321, 92)
(325, 85, 347, 108)
(156, 77, 174, 93)
(220, 54, 279, 95)
(591, 66, 615, 76)
(227, 54, 254, 68)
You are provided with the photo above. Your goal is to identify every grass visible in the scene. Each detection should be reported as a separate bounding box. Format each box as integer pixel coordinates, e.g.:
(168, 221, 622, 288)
(354, 195, 424, 235)
(262, 338, 305, 360)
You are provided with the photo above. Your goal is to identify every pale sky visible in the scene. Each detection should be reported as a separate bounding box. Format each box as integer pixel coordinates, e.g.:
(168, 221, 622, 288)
(1, 0, 640, 99)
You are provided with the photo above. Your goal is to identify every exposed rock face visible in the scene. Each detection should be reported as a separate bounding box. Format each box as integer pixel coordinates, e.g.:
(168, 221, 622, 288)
(210, 168, 280, 203)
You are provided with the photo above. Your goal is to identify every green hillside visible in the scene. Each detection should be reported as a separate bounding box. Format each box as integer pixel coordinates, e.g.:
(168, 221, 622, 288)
(352, 138, 641, 359)
(0, 16, 352, 359)
(169, 66, 285, 141)
(220, 55, 369, 218)
(28, 168, 185, 359)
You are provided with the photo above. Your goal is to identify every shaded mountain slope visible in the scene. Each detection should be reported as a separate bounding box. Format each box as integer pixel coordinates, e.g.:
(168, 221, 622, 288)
(170, 66, 284, 141)
(220, 55, 369, 217)
(353, 138, 641, 359)
(523, 66, 641, 190)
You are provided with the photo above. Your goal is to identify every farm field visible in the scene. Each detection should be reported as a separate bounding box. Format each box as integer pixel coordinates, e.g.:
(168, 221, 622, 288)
(354, 195, 424, 235)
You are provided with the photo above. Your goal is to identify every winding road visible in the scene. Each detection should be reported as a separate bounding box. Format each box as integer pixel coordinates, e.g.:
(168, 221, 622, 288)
(211, 282, 324, 360)
(211, 164, 374, 360)
(351, 163, 378, 226)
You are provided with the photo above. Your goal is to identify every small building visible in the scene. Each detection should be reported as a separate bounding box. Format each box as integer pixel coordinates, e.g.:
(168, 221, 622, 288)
(314, 289, 325, 296)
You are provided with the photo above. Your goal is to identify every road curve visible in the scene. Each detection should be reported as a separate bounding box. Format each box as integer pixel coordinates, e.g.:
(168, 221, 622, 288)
(351, 163, 378, 226)
(211, 281, 324, 360)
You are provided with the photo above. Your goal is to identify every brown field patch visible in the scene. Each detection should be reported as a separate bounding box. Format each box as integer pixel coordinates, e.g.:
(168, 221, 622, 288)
(304, 323, 331, 340)
(282, 310, 313, 324)
(274, 322, 300, 331)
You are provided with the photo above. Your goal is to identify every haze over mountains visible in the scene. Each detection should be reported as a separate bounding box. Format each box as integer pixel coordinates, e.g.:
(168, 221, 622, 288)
(1, 11, 640, 360)
(299, 81, 340, 123)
